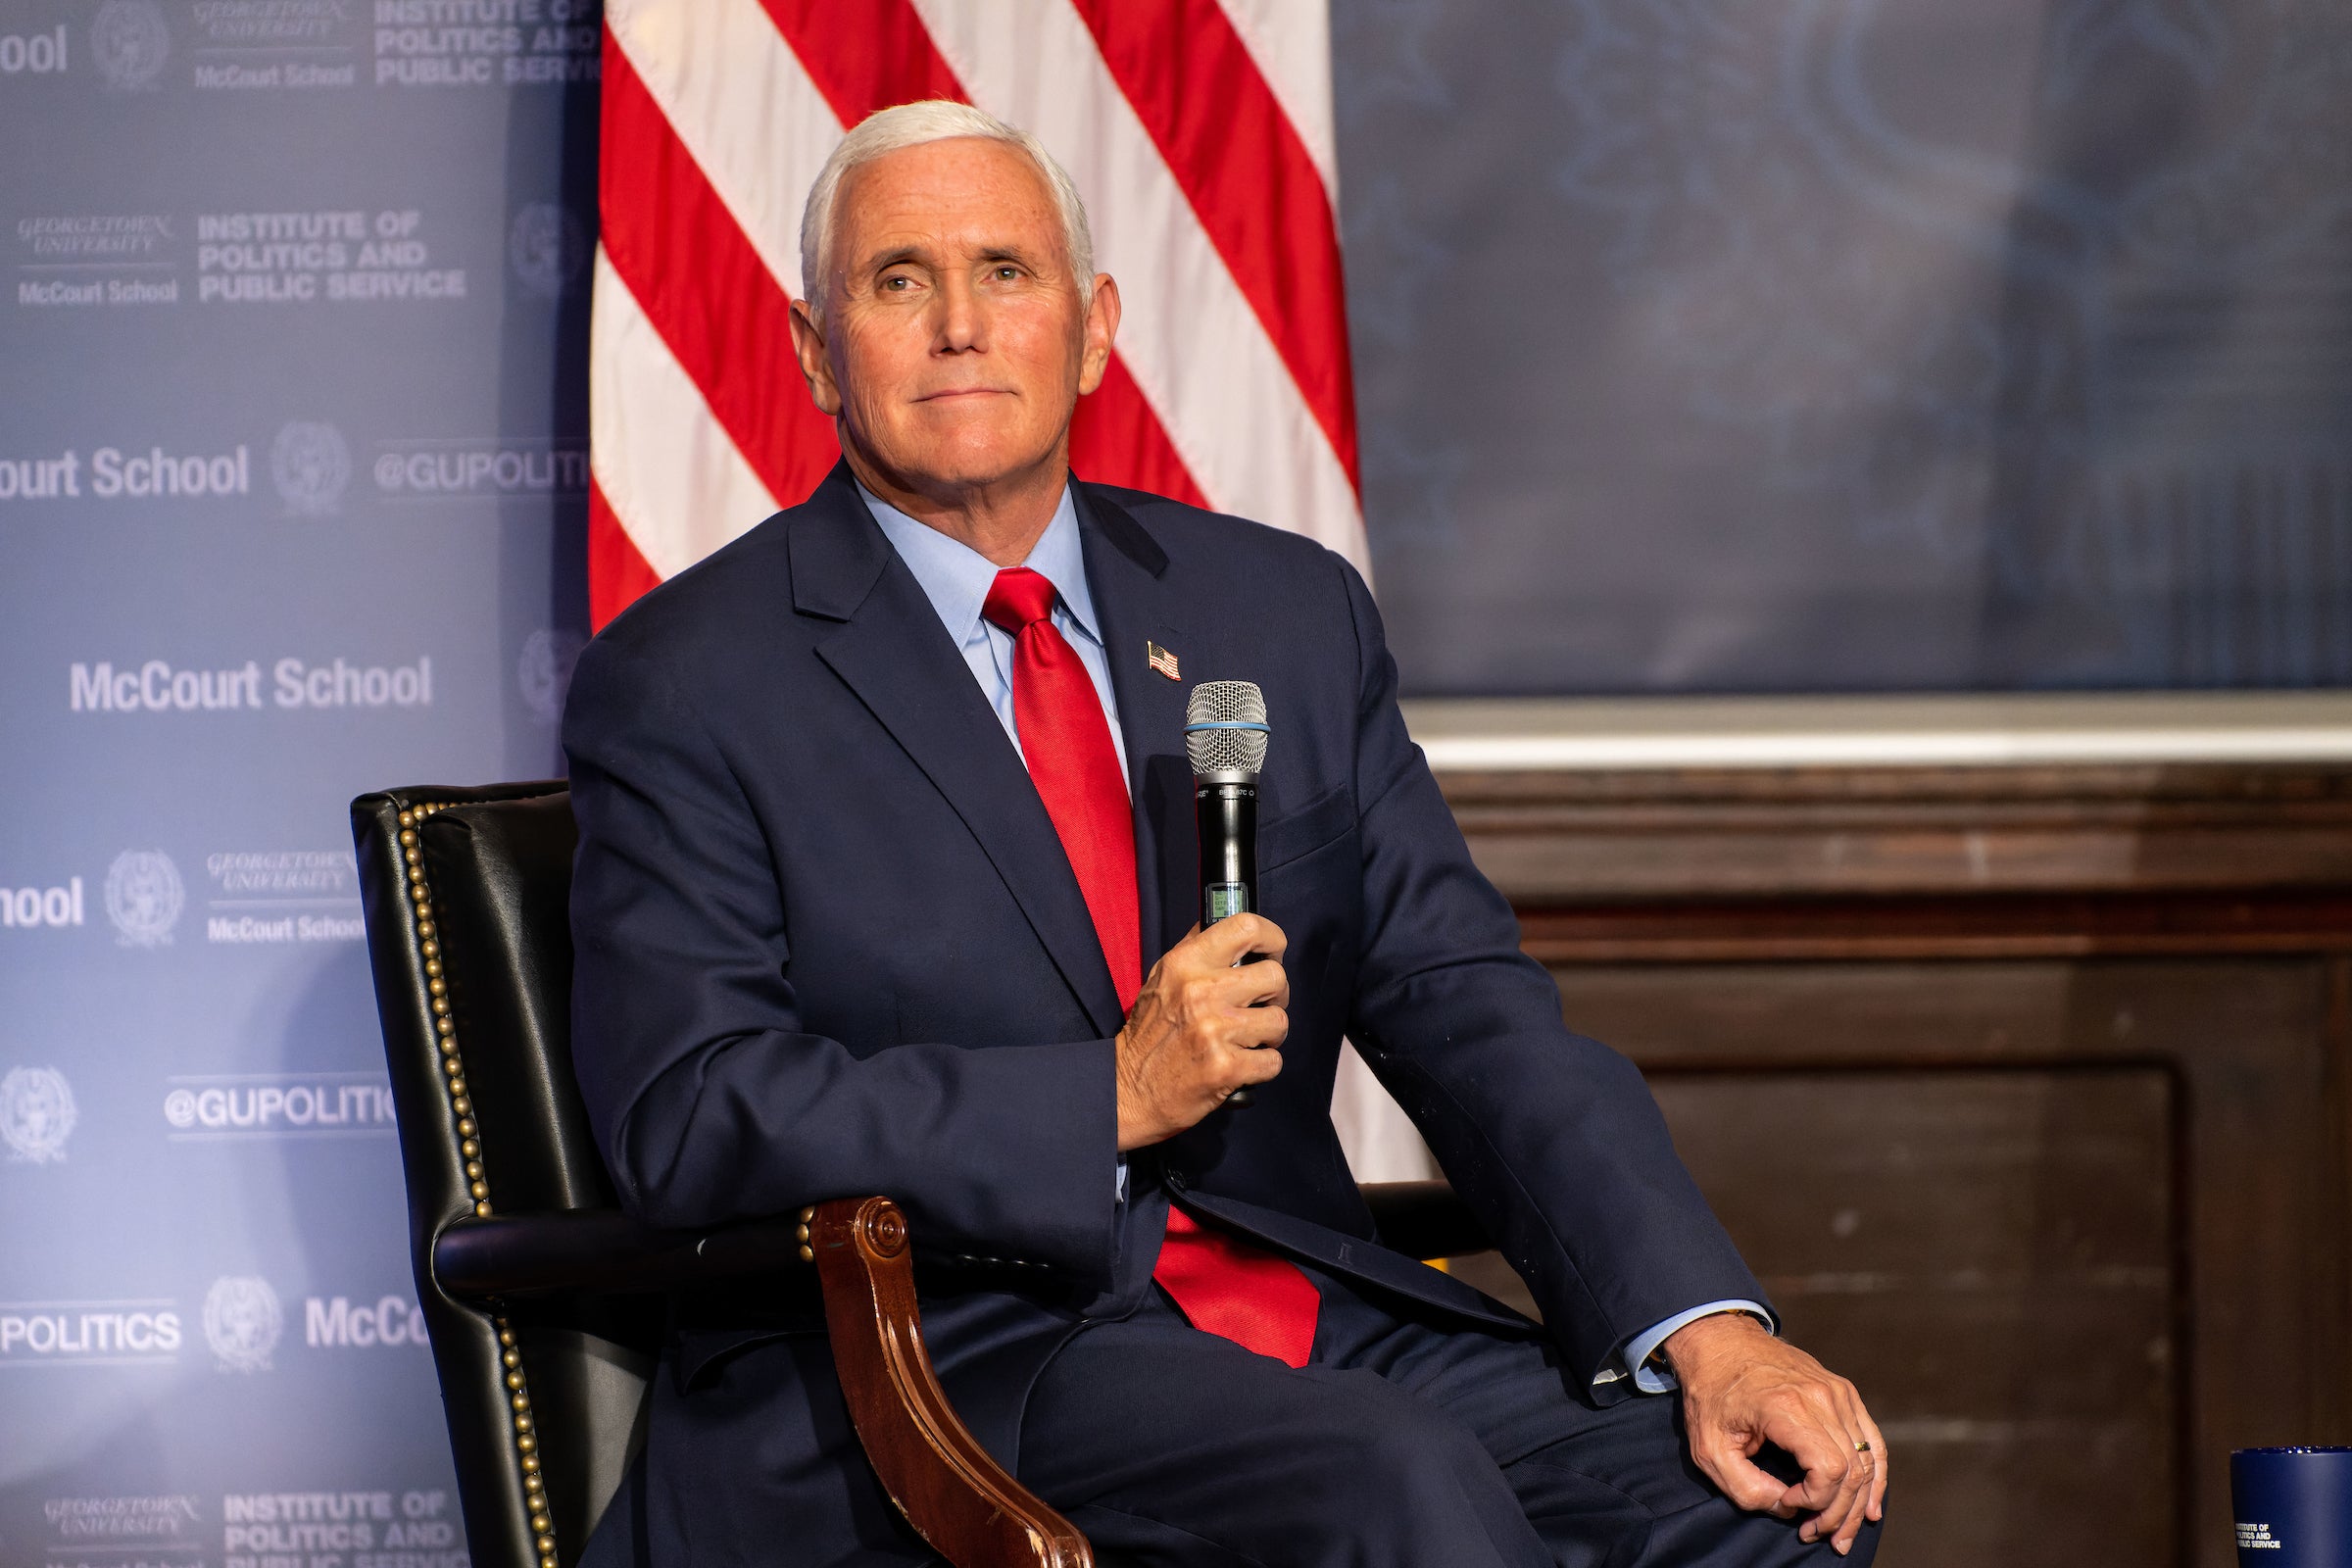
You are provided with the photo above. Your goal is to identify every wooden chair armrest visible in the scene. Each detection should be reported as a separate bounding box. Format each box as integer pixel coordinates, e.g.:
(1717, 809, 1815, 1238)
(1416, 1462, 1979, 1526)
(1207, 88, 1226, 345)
(810, 1198, 1092, 1568)
(434, 1200, 1090, 1568)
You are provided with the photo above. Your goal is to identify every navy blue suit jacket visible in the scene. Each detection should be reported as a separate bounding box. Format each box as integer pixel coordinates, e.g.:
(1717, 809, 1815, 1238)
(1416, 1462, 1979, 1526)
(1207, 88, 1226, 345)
(563, 465, 1763, 1552)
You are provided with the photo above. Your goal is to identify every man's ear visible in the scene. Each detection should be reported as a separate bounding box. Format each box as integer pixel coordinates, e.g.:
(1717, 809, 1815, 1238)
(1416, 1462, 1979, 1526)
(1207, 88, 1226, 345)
(1075, 273, 1121, 398)
(789, 297, 844, 416)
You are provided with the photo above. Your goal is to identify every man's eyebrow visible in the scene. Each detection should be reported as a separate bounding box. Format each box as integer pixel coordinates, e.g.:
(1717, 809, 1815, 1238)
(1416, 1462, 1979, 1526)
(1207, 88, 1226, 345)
(859, 245, 933, 274)
(855, 240, 1051, 277)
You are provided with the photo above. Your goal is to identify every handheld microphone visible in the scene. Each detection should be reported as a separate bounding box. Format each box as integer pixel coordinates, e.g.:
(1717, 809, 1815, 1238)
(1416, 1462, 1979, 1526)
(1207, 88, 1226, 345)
(1185, 681, 1270, 1108)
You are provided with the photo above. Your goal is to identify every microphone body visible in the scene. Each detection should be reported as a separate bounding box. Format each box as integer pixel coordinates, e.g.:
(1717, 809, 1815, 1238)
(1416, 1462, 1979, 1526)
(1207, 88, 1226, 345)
(1185, 682, 1271, 1107)
(1195, 771, 1257, 927)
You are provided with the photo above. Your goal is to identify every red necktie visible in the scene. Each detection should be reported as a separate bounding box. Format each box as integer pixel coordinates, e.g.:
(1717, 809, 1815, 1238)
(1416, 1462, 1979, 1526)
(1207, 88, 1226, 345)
(1152, 1206, 1321, 1368)
(981, 566, 1141, 1009)
(981, 566, 1320, 1367)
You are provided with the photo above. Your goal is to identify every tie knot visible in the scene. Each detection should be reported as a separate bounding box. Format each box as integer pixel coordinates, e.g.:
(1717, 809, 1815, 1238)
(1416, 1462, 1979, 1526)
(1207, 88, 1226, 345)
(982, 566, 1059, 633)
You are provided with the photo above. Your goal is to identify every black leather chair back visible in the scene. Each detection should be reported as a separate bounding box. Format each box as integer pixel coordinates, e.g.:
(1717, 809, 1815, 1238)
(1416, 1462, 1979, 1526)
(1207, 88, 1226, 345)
(355, 783, 655, 1568)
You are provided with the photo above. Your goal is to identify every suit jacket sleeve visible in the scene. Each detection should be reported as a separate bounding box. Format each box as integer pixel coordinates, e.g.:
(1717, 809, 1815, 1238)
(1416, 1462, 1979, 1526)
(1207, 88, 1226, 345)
(563, 633, 1119, 1278)
(1331, 560, 1767, 1387)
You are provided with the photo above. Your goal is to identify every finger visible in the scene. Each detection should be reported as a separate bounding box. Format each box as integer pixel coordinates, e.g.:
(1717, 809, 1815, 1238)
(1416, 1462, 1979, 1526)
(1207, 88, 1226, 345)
(1227, 1005, 1290, 1056)
(1816, 1426, 1869, 1549)
(1820, 1381, 1886, 1536)
(1770, 1417, 1842, 1513)
(1853, 1399, 1888, 1523)
(1199, 911, 1286, 964)
(1234, 955, 1288, 1007)
(1205, 958, 1287, 1011)
(1689, 1432, 1791, 1516)
(1227, 1035, 1286, 1086)
(1820, 1449, 1868, 1550)
(1773, 1415, 1861, 1544)
(1733, 1463, 1797, 1519)
(1828, 1450, 1870, 1553)
(1196, 1039, 1283, 1113)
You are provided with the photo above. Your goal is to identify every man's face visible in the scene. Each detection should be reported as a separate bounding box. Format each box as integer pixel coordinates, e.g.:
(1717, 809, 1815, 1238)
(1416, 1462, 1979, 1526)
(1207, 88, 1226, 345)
(793, 136, 1117, 499)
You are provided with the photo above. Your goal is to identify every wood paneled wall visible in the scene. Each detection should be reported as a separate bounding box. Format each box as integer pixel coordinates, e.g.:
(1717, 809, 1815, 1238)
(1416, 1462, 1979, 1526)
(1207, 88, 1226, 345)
(1437, 762, 2352, 1568)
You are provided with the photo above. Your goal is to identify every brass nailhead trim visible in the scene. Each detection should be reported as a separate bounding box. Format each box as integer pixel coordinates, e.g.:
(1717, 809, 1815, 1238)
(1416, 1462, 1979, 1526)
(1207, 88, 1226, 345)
(396, 803, 486, 1218)
(493, 1315, 549, 1561)
(401, 803, 551, 1565)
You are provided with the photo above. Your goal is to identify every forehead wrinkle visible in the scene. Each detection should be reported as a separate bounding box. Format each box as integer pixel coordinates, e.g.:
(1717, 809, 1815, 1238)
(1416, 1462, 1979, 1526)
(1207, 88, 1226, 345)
(831, 140, 1070, 282)
(850, 226, 1062, 284)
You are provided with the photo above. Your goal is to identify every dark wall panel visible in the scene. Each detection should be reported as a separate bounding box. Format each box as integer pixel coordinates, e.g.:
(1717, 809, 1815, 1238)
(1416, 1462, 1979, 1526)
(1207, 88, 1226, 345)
(1334, 1, 2352, 693)
(1657, 1066, 2175, 1568)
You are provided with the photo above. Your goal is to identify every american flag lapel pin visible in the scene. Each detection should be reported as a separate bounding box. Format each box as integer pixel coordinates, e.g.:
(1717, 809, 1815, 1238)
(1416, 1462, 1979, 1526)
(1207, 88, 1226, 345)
(1146, 641, 1181, 681)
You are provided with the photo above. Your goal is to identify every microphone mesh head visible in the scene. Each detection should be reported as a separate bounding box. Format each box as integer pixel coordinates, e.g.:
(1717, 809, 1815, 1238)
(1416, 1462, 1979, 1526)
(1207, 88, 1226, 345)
(1185, 681, 1269, 774)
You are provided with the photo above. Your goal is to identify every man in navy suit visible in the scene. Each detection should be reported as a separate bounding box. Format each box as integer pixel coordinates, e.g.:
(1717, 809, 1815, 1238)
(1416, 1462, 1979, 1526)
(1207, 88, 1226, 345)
(565, 101, 1886, 1567)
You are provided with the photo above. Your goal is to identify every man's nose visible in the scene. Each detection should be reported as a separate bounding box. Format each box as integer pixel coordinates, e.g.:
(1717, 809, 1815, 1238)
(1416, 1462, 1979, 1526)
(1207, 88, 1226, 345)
(933, 273, 985, 354)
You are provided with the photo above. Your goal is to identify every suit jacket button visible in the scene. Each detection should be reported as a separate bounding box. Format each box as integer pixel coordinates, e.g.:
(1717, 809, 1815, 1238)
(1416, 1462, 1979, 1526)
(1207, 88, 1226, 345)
(1165, 1170, 1187, 1191)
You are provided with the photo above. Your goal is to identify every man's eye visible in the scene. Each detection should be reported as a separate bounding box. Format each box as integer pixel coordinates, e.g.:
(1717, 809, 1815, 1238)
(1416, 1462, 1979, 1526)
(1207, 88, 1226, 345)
(883, 276, 910, 291)
(995, 266, 1019, 280)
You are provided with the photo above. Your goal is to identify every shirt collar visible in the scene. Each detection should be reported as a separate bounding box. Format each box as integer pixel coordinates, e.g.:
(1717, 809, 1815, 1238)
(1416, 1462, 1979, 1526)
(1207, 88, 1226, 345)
(857, 480, 1102, 648)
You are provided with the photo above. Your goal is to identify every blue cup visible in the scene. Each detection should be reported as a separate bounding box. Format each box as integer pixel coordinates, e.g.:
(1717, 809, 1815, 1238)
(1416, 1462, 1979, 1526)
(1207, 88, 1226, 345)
(2232, 1447, 2352, 1564)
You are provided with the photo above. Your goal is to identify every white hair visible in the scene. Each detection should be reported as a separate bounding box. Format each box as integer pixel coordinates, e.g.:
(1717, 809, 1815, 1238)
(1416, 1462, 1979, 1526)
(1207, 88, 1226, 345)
(799, 100, 1096, 321)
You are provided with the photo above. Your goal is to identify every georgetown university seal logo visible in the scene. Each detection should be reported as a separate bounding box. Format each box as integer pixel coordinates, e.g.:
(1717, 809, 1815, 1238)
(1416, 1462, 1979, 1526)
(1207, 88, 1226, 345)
(509, 203, 588, 299)
(270, 421, 350, 517)
(0, 1066, 76, 1164)
(203, 1276, 282, 1372)
(516, 627, 584, 725)
(105, 850, 182, 948)
(89, 0, 169, 90)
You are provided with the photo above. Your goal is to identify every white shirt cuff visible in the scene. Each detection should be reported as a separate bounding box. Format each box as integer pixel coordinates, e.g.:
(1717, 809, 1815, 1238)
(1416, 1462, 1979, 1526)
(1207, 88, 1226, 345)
(1599, 1299, 1775, 1395)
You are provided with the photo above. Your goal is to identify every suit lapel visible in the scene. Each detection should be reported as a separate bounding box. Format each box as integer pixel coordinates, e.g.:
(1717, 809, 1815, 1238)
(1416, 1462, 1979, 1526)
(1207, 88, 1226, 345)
(795, 466, 1125, 1036)
(1076, 485, 1195, 967)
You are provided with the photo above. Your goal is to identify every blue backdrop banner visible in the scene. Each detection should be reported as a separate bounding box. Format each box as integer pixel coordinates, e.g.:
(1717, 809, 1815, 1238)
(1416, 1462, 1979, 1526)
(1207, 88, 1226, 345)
(1, 4, 596, 1565)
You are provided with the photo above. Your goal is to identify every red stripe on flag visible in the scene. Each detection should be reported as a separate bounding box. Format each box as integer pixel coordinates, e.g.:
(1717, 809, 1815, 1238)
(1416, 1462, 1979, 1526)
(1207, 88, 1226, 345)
(1070, 351, 1207, 509)
(1068, 0, 1359, 488)
(760, 0, 1217, 507)
(600, 32, 838, 507)
(755, 0, 962, 122)
(588, 476, 663, 631)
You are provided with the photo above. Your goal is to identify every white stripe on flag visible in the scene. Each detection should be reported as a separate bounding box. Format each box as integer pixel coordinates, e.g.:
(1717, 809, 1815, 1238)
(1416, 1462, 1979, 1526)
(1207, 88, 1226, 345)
(906, 0, 1366, 570)
(606, 0, 840, 300)
(588, 246, 778, 578)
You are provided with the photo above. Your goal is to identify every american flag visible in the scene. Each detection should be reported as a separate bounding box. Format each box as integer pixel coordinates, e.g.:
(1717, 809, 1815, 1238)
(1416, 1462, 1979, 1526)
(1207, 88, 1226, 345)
(588, 0, 1367, 629)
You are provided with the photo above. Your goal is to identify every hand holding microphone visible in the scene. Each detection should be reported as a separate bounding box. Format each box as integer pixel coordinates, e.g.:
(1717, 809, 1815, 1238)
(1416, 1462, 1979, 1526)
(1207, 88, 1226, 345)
(1109, 681, 1289, 1148)
(1112, 911, 1288, 1151)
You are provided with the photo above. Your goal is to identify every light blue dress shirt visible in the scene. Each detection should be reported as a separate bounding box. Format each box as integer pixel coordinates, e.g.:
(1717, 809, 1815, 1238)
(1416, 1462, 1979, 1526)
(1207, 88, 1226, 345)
(858, 481, 1127, 784)
(858, 481, 1768, 1393)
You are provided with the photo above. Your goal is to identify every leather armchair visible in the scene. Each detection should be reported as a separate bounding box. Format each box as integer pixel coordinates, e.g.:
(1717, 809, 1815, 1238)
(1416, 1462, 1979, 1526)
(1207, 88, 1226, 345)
(354, 781, 1490, 1568)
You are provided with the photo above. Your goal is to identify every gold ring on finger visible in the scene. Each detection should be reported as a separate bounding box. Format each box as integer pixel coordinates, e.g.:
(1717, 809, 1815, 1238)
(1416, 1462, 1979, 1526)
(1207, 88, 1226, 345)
(1854, 1440, 1872, 1452)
